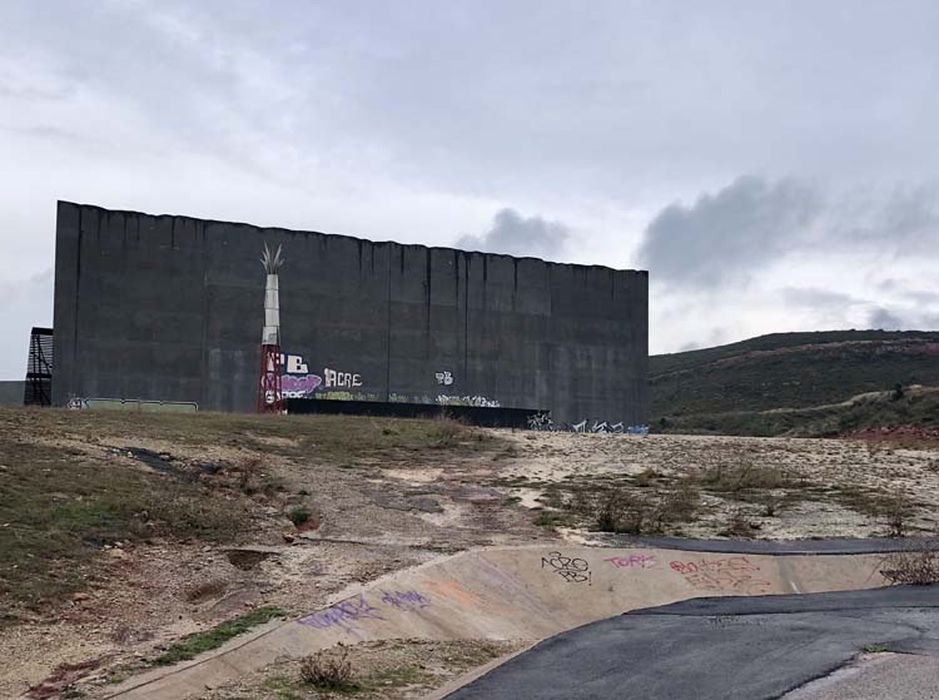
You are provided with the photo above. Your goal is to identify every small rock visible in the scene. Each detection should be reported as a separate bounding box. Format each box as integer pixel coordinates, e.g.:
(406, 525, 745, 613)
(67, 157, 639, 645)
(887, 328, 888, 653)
(71, 592, 91, 602)
(282, 532, 296, 543)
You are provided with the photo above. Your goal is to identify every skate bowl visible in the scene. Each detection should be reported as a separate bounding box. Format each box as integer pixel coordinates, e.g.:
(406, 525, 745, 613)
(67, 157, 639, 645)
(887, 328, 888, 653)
(104, 543, 894, 699)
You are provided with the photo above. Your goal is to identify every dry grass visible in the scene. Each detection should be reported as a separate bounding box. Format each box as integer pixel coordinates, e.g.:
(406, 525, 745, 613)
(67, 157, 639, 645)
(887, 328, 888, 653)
(592, 479, 700, 535)
(0, 407, 497, 617)
(879, 542, 939, 585)
(299, 643, 357, 691)
(0, 437, 250, 611)
(696, 462, 794, 493)
(833, 486, 918, 537)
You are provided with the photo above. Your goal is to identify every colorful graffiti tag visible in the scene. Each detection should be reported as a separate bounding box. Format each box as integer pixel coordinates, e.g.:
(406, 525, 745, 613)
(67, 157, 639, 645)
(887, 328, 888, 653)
(279, 353, 364, 399)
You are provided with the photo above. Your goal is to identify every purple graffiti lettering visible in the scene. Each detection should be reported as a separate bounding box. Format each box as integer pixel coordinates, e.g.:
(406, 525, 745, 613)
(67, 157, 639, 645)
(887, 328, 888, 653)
(281, 374, 323, 398)
(297, 594, 383, 632)
(380, 589, 431, 610)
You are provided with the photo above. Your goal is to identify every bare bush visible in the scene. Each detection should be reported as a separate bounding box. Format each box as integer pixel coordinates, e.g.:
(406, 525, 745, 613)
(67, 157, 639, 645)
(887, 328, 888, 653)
(299, 643, 357, 690)
(593, 481, 699, 535)
(879, 542, 939, 585)
(882, 488, 916, 538)
(698, 462, 790, 493)
(719, 508, 758, 538)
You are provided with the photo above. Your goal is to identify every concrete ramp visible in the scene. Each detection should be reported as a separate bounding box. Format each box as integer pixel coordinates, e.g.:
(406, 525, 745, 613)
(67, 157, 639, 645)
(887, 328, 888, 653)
(104, 544, 892, 699)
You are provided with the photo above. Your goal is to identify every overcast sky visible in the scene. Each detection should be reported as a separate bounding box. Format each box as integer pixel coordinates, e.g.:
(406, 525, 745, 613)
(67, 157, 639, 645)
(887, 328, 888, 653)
(2, 1, 939, 378)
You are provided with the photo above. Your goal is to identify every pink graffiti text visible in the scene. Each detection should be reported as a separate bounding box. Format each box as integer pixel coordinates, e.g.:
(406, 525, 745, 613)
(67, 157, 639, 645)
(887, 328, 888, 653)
(605, 553, 656, 569)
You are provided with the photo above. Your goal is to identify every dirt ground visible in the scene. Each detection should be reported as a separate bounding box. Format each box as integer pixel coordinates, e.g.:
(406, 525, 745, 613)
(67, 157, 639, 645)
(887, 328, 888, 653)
(1, 409, 937, 698)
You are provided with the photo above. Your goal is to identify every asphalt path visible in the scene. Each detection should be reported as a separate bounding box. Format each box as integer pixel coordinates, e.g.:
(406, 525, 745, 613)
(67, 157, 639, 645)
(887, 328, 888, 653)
(446, 585, 939, 700)
(608, 535, 939, 556)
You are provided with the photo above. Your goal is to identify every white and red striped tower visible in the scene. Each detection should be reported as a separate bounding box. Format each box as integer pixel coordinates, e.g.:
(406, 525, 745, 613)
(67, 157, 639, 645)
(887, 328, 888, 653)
(257, 243, 285, 413)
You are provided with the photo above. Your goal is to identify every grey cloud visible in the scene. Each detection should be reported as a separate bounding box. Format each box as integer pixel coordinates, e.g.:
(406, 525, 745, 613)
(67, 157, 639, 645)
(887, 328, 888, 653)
(0, 268, 53, 379)
(639, 176, 939, 291)
(457, 208, 569, 260)
(833, 184, 939, 253)
(866, 305, 939, 332)
(781, 287, 861, 308)
(903, 289, 939, 305)
(868, 307, 904, 330)
(638, 176, 821, 288)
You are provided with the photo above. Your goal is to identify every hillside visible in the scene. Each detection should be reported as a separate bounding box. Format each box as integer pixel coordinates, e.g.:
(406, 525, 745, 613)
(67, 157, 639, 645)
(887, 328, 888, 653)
(4, 408, 939, 696)
(651, 330, 939, 435)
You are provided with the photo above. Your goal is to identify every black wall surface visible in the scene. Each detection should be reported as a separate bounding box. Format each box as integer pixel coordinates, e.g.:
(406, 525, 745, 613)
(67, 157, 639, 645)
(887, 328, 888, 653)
(52, 202, 648, 424)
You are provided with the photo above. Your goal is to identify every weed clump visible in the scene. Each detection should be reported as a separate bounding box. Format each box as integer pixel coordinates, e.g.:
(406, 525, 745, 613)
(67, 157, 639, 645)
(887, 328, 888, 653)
(698, 463, 790, 493)
(299, 643, 357, 690)
(592, 480, 699, 535)
(287, 506, 313, 528)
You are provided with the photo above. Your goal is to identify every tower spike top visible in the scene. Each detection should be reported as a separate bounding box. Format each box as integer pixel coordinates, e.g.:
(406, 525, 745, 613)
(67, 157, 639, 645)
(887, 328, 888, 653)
(260, 243, 284, 274)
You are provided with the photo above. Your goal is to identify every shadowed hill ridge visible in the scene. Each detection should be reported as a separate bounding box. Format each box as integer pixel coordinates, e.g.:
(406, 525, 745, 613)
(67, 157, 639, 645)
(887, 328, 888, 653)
(650, 330, 939, 435)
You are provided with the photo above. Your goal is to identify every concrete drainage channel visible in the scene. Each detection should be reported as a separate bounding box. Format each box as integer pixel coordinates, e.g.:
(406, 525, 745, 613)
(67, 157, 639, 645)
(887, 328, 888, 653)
(103, 541, 928, 699)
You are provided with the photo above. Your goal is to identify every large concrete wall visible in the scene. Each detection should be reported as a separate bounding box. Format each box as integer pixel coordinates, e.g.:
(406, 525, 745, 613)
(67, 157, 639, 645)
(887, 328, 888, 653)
(52, 201, 648, 424)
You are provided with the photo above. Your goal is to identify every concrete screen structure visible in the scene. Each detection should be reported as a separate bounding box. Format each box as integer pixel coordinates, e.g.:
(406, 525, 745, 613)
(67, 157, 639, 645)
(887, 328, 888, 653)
(52, 202, 647, 425)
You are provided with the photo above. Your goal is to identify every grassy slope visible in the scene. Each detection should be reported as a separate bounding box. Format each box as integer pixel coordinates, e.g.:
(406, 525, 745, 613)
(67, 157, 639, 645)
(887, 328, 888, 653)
(651, 330, 939, 436)
(651, 329, 939, 415)
(0, 409, 483, 616)
(659, 386, 939, 437)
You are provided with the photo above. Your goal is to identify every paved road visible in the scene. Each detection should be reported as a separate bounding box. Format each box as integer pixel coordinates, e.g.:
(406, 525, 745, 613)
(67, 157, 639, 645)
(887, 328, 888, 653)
(609, 535, 939, 556)
(447, 586, 939, 700)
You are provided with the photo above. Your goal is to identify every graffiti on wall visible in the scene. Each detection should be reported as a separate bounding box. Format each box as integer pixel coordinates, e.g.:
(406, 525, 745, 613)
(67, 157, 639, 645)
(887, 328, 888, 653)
(297, 593, 385, 634)
(380, 589, 431, 610)
(527, 412, 648, 435)
(669, 556, 773, 595)
(276, 353, 506, 408)
(437, 394, 501, 408)
(298, 589, 433, 636)
(279, 353, 365, 399)
(324, 367, 363, 389)
(605, 553, 657, 569)
(282, 374, 322, 397)
(541, 551, 592, 584)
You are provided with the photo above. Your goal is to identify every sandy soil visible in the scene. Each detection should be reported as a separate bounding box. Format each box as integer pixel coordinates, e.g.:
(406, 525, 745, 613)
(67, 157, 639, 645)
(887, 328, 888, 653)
(494, 432, 939, 539)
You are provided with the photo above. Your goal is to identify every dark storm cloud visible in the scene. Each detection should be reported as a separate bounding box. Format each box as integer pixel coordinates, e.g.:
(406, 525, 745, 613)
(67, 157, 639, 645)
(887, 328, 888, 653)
(637, 176, 821, 288)
(456, 208, 569, 260)
(638, 175, 939, 291)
